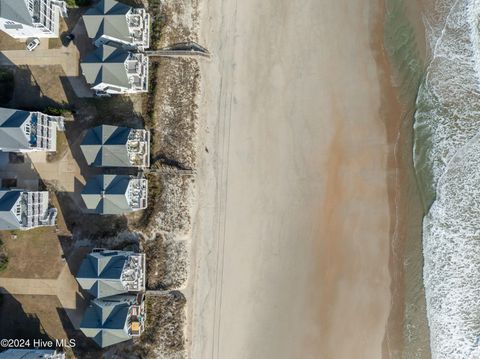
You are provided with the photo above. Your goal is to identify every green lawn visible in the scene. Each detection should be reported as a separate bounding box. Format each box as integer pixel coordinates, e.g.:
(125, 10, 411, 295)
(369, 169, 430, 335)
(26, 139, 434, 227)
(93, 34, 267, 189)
(0, 239, 8, 272)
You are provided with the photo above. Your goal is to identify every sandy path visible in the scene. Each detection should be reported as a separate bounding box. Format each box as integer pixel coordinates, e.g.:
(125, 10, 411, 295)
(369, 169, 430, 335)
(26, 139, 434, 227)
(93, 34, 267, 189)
(189, 0, 395, 358)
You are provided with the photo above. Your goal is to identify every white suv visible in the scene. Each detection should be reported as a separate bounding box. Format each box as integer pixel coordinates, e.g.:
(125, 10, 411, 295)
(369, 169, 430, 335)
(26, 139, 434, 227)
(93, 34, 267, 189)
(26, 38, 40, 51)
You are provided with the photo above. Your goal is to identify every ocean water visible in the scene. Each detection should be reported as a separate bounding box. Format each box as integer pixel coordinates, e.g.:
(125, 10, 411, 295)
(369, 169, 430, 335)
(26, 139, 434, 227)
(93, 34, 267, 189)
(413, 0, 480, 358)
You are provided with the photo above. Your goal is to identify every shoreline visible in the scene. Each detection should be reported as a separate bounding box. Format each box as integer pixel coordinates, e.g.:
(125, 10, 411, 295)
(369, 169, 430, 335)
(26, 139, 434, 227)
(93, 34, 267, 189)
(381, 0, 432, 357)
(371, 1, 408, 356)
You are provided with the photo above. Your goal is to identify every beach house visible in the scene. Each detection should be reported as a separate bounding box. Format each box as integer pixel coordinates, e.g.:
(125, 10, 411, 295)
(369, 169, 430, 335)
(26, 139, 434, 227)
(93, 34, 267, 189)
(0, 0, 67, 39)
(80, 44, 148, 95)
(0, 107, 64, 152)
(81, 174, 148, 214)
(79, 293, 145, 347)
(81, 125, 150, 168)
(83, 0, 150, 50)
(0, 189, 57, 230)
(76, 248, 146, 348)
(76, 249, 146, 298)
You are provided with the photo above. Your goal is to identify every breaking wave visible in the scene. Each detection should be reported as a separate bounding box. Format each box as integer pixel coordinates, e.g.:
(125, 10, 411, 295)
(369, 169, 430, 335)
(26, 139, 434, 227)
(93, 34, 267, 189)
(414, 0, 480, 357)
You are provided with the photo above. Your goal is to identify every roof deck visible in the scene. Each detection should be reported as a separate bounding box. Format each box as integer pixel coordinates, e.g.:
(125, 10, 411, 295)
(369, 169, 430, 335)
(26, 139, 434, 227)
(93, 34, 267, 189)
(127, 178, 148, 210)
(20, 191, 57, 228)
(125, 52, 148, 92)
(121, 252, 146, 292)
(28, 112, 63, 151)
(127, 129, 150, 167)
(127, 293, 145, 336)
(126, 8, 150, 49)
(29, 0, 66, 33)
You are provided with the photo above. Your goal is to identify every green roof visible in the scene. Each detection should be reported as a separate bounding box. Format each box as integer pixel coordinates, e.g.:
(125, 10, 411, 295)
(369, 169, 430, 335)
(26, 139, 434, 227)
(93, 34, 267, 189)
(80, 295, 137, 348)
(76, 250, 132, 298)
(81, 125, 133, 167)
(81, 45, 130, 90)
(83, 0, 132, 43)
(81, 175, 132, 214)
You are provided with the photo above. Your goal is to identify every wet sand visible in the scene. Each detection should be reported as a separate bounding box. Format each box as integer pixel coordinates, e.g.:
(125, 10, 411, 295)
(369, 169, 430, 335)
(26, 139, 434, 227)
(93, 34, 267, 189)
(188, 0, 411, 358)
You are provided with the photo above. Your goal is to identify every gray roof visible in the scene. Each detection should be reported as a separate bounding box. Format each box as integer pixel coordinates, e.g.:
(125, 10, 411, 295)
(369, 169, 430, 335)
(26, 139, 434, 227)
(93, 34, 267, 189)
(0, 107, 31, 150)
(83, 0, 132, 43)
(76, 250, 131, 298)
(0, 190, 21, 230)
(0, 0, 34, 27)
(81, 45, 130, 89)
(80, 294, 137, 348)
(81, 175, 131, 214)
(81, 125, 132, 167)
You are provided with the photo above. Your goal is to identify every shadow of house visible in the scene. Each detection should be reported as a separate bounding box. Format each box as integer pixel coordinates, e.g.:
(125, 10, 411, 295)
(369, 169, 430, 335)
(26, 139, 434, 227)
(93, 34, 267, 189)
(0, 152, 45, 192)
(7, 66, 67, 111)
(0, 68, 14, 107)
(56, 294, 104, 359)
(0, 289, 53, 345)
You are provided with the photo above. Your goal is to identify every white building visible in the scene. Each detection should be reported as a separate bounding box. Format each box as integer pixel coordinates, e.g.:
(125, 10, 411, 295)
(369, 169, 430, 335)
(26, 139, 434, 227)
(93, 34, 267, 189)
(0, 190, 57, 230)
(0, 107, 64, 153)
(77, 249, 147, 348)
(81, 174, 148, 215)
(0, 0, 67, 39)
(83, 0, 150, 50)
(76, 249, 146, 298)
(81, 125, 150, 168)
(80, 293, 146, 347)
(81, 44, 149, 95)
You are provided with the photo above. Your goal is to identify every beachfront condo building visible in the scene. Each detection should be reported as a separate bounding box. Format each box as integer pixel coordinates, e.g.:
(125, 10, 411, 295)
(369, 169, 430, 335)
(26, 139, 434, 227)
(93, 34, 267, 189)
(81, 174, 148, 215)
(0, 189, 57, 230)
(0, 107, 64, 153)
(0, 0, 67, 39)
(81, 44, 149, 95)
(81, 125, 150, 168)
(79, 293, 146, 348)
(83, 0, 150, 50)
(76, 249, 146, 298)
(76, 248, 146, 348)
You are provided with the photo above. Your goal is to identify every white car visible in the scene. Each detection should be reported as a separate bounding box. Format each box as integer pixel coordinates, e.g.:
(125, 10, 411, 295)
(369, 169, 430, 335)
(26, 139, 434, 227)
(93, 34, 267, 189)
(26, 38, 40, 51)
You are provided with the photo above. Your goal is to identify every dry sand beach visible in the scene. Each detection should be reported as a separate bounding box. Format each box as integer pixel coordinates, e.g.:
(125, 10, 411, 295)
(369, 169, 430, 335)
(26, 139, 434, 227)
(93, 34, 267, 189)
(188, 0, 415, 358)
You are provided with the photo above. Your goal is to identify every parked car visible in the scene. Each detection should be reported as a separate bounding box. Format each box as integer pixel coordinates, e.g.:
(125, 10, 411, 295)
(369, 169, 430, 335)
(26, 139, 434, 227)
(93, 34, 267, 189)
(26, 38, 40, 51)
(64, 33, 75, 45)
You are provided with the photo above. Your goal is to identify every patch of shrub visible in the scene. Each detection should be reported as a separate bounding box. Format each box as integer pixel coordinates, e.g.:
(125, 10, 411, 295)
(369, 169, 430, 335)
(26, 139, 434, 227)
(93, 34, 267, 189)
(134, 293, 186, 358)
(0, 239, 8, 272)
(65, 0, 92, 7)
(44, 106, 72, 117)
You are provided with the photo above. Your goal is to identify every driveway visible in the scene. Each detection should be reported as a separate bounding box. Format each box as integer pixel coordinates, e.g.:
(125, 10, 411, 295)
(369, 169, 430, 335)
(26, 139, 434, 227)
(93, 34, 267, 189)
(0, 246, 90, 329)
(0, 46, 80, 76)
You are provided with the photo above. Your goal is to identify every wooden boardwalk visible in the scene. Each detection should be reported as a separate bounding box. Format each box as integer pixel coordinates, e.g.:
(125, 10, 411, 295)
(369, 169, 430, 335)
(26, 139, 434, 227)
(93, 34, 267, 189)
(146, 42, 211, 60)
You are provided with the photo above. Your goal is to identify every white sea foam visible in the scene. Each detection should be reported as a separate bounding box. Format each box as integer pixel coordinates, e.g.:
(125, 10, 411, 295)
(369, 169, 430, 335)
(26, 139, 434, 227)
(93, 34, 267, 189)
(415, 0, 480, 358)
